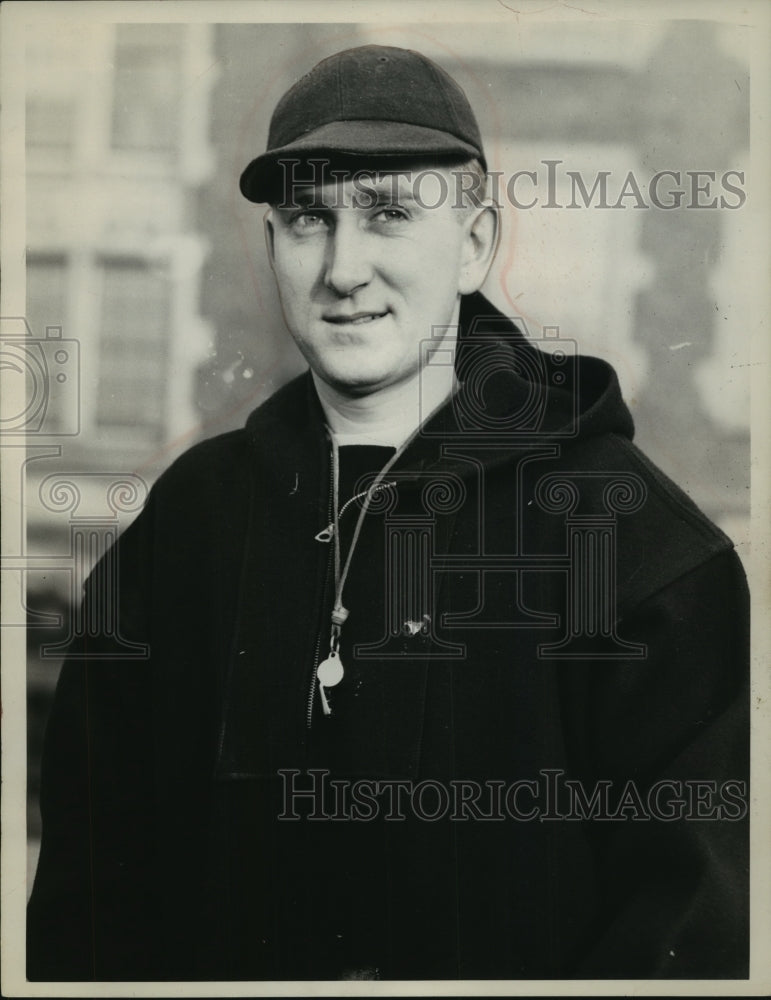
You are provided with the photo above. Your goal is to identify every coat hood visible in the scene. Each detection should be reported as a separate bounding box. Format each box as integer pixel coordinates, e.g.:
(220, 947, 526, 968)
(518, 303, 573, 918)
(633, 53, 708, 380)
(453, 290, 633, 443)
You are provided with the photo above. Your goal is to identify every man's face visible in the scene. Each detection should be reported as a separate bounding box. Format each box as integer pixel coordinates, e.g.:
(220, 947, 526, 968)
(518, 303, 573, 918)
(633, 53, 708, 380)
(265, 168, 488, 397)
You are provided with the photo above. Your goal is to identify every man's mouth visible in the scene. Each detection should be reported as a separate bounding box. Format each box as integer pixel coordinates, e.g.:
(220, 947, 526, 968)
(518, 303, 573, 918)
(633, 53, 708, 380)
(323, 311, 389, 326)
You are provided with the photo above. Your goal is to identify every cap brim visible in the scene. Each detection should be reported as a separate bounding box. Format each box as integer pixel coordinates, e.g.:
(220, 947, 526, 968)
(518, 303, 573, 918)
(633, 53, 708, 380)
(239, 119, 483, 203)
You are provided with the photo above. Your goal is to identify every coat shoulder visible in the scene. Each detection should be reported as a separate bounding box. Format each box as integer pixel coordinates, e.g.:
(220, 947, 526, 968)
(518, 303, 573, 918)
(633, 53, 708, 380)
(154, 428, 253, 492)
(557, 431, 741, 611)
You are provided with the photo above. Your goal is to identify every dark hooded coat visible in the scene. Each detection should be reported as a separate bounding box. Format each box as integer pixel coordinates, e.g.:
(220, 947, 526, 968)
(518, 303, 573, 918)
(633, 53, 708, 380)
(27, 292, 749, 981)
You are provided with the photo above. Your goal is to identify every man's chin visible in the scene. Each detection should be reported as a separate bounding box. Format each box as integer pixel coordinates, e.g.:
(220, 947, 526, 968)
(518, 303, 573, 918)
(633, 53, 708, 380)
(318, 366, 409, 399)
(326, 375, 392, 398)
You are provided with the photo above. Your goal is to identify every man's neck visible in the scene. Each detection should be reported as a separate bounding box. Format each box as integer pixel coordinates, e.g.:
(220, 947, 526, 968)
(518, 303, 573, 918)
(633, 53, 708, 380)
(313, 331, 459, 449)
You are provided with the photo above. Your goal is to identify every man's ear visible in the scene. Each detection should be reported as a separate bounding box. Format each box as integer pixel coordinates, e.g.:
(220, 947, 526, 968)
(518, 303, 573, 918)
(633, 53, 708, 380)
(264, 210, 276, 270)
(459, 202, 499, 295)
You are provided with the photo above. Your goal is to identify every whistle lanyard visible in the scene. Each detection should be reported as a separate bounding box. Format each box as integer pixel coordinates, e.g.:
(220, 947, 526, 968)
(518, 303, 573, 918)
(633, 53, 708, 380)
(314, 434, 405, 715)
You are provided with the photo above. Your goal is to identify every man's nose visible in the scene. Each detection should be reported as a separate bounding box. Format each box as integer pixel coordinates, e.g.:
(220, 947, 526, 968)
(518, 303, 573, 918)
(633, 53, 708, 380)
(323, 221, 373, 296)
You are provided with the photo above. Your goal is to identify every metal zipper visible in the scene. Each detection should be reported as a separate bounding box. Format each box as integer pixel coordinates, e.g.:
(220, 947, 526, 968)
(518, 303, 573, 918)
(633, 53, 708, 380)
(306, 445, 335, 729)
(314, 481, 395, 543)
(306, 629, 325, 729)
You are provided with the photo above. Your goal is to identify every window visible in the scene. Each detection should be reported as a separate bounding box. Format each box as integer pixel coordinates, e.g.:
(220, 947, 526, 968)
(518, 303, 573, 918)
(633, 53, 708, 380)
(96, 258, 170, 439)
(26, 255, 68, 336)
(111, 24, 185, 154)
(26, 98, 76, 156)
(26, 255, 70, 433)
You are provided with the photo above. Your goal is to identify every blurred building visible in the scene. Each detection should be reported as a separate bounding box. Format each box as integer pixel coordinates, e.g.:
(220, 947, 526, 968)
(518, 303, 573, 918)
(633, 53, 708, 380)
(23, 21, 217, 851)
(25, 22, 214, 461)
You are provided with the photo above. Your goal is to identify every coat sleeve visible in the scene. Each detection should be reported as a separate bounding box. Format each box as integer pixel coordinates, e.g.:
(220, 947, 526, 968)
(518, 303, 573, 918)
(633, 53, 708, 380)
(569, 547, 750, 978)
(26, 499, 160, 981)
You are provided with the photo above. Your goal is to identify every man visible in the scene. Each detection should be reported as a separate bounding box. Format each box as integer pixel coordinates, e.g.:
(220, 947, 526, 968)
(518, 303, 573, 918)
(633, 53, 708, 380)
(28, 44, 749, 981)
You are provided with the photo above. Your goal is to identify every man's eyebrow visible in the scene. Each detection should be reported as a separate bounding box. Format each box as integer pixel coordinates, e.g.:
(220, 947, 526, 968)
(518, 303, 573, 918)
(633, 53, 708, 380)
(278, 176, 422, 210)
(368, 185, 419, 206)
(281, 188, 324, 208)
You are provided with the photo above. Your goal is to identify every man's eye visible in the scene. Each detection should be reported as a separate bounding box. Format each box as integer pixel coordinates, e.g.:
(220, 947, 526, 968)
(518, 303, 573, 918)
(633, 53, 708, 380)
(373, 207, 409, 224)
(289, 211, 327, 231)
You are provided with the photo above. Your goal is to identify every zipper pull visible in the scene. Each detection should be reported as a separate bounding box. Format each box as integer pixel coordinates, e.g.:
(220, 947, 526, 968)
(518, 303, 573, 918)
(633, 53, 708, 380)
(314, 523, 334, 543)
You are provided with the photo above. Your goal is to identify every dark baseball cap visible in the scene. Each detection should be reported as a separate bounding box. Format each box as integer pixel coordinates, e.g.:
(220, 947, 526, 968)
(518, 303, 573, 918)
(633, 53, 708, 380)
(239, 44, 486, 204)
